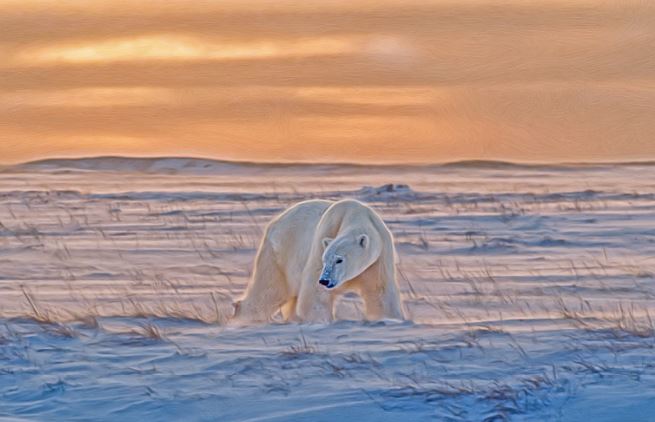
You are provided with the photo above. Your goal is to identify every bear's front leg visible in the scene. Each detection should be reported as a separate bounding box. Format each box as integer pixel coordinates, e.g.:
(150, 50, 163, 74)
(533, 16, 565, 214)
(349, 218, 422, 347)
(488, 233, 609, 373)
(359, 271, 405, 321)
(380, 285, 405, 320)
(361, 288, 403, 320)
(296, 282, 334, 323)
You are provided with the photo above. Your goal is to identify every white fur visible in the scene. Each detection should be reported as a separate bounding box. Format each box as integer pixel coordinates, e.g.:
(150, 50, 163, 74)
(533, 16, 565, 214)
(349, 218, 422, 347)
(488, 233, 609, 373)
(233, 199, 404, 323)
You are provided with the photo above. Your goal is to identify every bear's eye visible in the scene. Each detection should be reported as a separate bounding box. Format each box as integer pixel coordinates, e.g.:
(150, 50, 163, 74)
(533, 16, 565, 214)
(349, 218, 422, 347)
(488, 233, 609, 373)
(335, 258, 343, 264)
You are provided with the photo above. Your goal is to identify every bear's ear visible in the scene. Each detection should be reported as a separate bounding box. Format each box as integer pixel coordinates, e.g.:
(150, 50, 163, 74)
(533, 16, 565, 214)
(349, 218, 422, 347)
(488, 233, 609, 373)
(358, 234, 369, 248)
(322, 237, 333, 248)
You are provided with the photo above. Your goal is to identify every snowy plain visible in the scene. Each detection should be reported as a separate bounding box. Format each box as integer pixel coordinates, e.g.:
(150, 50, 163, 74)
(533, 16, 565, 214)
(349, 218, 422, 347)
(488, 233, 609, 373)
(0, 157, 654, 421)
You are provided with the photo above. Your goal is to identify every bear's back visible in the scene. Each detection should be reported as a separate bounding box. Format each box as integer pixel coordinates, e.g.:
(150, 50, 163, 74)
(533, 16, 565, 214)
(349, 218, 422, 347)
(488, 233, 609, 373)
(266, 200, 333, 283)
(316, 199, 390, 239)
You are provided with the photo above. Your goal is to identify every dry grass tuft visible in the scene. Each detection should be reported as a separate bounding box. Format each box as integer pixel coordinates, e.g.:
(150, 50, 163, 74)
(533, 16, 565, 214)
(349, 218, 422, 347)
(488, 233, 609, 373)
(132, 322, 166, 341)
(281, 333, 318, 357)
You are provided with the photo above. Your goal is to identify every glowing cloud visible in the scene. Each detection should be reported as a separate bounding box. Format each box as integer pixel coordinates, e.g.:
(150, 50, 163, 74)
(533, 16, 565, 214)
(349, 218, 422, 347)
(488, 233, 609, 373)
(13, 34, 361, 65)
(0, 87, 175, 108)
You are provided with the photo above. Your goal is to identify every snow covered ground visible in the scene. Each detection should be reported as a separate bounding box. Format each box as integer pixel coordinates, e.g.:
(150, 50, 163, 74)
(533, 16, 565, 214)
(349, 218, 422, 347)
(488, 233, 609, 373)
(1, 158, 654, 421)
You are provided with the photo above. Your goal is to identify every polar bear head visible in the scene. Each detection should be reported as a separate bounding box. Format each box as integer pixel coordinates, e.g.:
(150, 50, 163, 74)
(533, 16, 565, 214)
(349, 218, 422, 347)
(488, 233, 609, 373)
(319, 231, 381, 289)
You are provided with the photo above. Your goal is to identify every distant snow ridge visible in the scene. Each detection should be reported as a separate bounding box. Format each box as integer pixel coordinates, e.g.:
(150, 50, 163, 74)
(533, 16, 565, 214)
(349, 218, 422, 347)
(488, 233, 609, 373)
(12, 156, 363, 175)
(12, 156, 655, 176)
(15, 157, 256, 174)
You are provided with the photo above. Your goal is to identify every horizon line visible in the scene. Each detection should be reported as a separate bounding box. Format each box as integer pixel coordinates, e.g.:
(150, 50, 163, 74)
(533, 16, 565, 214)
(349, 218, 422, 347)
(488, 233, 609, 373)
(10, 154, 655, 169)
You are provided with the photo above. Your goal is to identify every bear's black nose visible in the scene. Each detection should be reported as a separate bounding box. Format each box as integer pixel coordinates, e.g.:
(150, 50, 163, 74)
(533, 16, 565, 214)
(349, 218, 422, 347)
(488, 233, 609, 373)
(319, 279, 330, 287)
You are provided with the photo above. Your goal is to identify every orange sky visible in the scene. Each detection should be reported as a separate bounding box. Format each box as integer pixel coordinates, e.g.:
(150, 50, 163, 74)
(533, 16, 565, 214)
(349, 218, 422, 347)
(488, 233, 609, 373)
(1, 0, 655, 164)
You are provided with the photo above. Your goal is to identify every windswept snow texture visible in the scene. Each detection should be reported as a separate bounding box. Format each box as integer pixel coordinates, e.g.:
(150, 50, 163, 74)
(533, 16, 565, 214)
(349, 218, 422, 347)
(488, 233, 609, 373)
(1, 158, 655, 421)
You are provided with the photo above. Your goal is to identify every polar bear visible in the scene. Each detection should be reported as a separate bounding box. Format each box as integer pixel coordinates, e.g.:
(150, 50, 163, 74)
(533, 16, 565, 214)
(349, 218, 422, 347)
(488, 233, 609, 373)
(233, 199, 404, 323)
